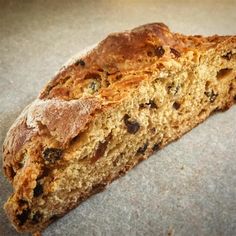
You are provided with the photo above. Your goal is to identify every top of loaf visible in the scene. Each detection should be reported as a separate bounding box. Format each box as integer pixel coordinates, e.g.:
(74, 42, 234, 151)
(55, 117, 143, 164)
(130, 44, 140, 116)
(2, 23, 235, 181)
(39, 22, 228, 101)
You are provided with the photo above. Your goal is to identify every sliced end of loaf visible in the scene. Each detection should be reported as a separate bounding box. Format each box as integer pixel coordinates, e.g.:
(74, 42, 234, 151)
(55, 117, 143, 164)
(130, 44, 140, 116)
(2, 23, 236, 233)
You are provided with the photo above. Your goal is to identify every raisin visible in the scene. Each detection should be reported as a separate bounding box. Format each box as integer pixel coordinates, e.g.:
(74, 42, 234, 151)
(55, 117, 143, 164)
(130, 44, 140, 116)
(89, 80, 100, 92)
(75, 59, 85, 66)
(170, 48, 181, 58)
(32, 211, 43, 224)
(167, 83, 180, 95)
(50, 215, 59, 221)
(204, 90, 218, 103)
(152, 143, 160, 152)
(91, 133, 112, 163)
(155, 46, 165, 57)
(43, 148, 63, 163)
(137, 143, 148, 154)
(91, 183, 107, 194)
(18, 199, 28, 206)
(140, 100, 158, 109)
(17, 209, 30, 226)
(40, 166, 51, 178)
(222, 52, 232, 60)
(84, 73, 101, 80)
(123, 114, 140, 134)
(139, 104, 145, 109)
(149, 100, 158, 109)
(33, 182, 43, 197)
(173, 102, 181, 110)
(92, 141, 108, 163)
(234, 95, 236, 101)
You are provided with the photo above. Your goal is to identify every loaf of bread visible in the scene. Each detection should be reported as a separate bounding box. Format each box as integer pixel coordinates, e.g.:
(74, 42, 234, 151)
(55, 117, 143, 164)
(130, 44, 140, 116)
(2, 23, 236, 234)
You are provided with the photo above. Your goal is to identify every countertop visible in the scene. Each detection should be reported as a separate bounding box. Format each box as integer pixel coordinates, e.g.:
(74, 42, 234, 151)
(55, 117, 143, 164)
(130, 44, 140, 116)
(0, 1, 236, 235)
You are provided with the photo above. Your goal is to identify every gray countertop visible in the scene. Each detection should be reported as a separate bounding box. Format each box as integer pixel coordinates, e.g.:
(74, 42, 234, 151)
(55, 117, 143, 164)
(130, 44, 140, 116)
(0, 1, 236, 235)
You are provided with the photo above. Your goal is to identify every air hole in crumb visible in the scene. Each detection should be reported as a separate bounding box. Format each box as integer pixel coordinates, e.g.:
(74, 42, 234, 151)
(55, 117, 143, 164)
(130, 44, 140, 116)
(216, 68, 233, 80)
(70, 134, 81, 145)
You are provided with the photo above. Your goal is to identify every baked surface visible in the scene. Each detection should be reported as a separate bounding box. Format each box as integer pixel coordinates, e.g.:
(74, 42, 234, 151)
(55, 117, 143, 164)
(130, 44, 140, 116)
(2, 23, 236, 233)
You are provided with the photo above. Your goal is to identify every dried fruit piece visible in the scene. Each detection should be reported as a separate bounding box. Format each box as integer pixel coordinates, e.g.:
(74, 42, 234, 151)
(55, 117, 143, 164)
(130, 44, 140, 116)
(50, 215, 59, 222)
(84, 73, 101, 80)
(204, 90, 218, 103)
(173, 101, 181, 110)
(167, 82, 180, 95)
(75, 59, 85, 66)
(33, 182, 43, 197)
(140, 100, 158, 109)
(89, 80, 101, 93)
(170, 48, 181, 58)
(152, 143, 160, 152)
(222, 51, 232, 60)
(32, 211, 43, 224)
(43, 148, 63, 163)
(155, 46, 165, 57)
(137, 143, 148, 154)
(91, 134, 112, 163)
(18, 199, 28, 206)
(123, 114, 140, 134)
(91, 182, 107, 194)
(17, 209, 30, 226)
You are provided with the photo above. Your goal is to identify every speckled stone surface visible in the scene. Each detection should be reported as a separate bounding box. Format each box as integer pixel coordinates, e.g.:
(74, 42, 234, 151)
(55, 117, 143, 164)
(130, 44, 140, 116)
(0, 1, 235, 235)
